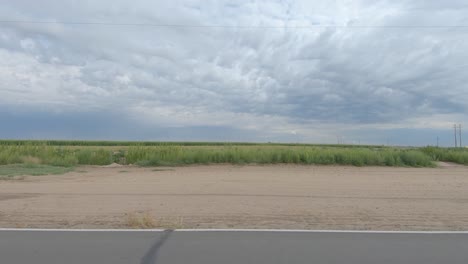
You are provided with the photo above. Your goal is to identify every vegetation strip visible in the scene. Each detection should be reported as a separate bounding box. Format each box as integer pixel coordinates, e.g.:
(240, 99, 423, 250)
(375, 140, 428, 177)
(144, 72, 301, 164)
(0, 141, 466, 168)
(0, 164, 73, 179)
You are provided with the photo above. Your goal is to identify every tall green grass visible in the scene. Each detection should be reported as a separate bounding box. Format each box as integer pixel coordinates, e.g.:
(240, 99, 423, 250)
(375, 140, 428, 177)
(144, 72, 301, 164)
(0, 145, 78, 167)
(421, 147, 468, 165)
(1, 143, 460, 168)
(125, 146, 434, 167)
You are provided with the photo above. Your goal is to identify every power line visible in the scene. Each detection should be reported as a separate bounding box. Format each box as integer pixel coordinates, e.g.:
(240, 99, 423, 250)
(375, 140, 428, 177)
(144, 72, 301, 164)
(1, 20, 468, 29)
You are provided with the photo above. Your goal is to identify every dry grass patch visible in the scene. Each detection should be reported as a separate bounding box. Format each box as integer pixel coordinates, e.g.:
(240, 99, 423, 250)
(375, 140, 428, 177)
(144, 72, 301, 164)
(0, 176, 25, 181)
(0, 164, 73, 177)
(20, 156, 42, 164)
(126, 212, 158, 229)
(14, 223, 28, 228)
(125, 212, 185, 229)
(152, 168, 175, 172)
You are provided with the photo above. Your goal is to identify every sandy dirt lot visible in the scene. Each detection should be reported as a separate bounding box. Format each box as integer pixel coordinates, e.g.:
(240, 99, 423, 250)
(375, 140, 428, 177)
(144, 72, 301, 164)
(1, 164, 468, 230)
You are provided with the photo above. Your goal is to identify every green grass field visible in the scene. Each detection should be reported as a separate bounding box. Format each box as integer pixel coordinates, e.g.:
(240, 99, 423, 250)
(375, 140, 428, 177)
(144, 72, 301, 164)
(2, 140, 466, 169)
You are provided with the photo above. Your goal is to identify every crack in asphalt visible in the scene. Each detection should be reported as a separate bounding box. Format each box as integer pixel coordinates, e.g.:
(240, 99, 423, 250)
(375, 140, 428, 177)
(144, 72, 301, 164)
(140, 229, 173, 264)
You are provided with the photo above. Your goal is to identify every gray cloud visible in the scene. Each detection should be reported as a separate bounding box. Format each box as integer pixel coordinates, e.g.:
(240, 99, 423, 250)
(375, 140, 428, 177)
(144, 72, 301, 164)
(0, 0, 467, 145)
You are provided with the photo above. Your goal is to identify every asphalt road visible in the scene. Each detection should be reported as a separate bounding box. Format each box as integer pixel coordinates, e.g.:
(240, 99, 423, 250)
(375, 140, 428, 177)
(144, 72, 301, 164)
(1, 230, 468, 264)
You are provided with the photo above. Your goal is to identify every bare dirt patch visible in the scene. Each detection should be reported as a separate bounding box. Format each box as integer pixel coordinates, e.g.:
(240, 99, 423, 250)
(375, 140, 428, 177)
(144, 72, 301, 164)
(1, 165, 467, 230)
(437, 161, 465, 168)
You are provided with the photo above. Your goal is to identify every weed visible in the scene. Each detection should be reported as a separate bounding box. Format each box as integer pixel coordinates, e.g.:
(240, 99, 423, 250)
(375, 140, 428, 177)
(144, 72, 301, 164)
(126, 212, 158, 229)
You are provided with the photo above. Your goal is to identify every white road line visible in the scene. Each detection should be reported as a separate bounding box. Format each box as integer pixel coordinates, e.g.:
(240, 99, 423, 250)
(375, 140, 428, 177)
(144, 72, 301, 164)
(175, 229, 468, 234)
(1, 228, 468, 233)
(0, 228, 165, 232)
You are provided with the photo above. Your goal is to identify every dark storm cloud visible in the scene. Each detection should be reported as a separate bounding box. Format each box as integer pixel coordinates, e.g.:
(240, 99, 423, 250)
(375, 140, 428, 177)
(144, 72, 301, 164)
(0, 0, 467, 144)
(0, 107, 263, 142)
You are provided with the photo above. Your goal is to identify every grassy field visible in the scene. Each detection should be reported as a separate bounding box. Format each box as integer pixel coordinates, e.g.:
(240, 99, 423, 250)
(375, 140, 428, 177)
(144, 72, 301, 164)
(1, 140, 459, 168)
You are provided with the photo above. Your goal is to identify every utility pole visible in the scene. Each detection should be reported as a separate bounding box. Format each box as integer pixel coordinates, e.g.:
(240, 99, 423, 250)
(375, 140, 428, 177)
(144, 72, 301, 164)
(454, 124, 458, 148)
(437, 136, 439, 147)
(336, 136, 344, 145)
(460, 124, 463, 148)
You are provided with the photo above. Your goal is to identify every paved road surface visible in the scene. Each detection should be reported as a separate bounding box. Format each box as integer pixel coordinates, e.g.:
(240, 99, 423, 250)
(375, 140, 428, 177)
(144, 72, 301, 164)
(1, 230, 468, 264)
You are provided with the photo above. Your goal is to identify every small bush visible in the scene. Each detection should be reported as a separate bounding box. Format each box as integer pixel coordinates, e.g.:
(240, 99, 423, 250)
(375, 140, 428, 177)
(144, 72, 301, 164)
(76, 149, 113, 165)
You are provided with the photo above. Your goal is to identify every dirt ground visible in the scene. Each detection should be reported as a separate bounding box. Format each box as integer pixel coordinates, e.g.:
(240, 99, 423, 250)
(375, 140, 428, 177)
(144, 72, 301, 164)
(1, 164, 468, 230)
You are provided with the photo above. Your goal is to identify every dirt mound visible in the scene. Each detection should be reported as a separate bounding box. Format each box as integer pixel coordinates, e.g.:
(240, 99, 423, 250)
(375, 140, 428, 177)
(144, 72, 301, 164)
(436, 161, 465, 168)
(101, 163, 123, 168)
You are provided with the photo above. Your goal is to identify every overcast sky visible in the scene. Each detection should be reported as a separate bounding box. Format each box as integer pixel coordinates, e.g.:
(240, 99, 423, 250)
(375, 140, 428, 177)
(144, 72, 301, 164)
(1, 0, 467, 146)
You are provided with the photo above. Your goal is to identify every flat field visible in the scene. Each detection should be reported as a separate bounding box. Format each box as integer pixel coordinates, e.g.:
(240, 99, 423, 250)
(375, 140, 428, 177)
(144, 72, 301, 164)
(1, 163, 467, 230)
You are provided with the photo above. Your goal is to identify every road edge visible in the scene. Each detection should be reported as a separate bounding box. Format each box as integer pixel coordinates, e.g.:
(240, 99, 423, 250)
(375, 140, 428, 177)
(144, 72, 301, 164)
(1, 228, 468, 233)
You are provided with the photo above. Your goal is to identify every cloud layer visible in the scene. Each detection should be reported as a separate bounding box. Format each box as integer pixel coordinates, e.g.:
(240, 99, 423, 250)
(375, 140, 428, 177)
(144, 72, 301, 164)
(1, 0, 467, 145)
